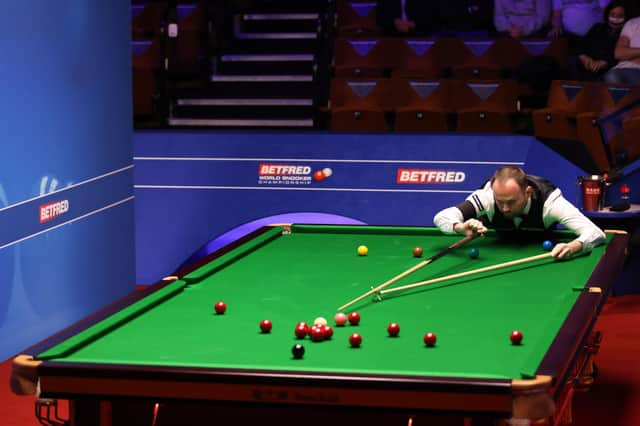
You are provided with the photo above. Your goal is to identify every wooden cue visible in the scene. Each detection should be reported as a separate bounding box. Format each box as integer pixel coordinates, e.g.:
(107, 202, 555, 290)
(336, 234, 476, 312)
(380, 252, 554, 296)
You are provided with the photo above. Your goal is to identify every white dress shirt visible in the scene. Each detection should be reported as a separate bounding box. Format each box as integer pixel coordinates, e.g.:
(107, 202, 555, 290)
(433, 181, 606, 252)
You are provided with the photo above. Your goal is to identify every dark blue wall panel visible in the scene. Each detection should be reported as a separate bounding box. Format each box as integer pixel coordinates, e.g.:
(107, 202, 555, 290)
(0, 1, 134, 360)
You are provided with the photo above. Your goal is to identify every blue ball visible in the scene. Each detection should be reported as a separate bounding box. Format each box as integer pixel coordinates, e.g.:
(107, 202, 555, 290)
(542, 240, 553, 251)
(469, 248, 479, 259)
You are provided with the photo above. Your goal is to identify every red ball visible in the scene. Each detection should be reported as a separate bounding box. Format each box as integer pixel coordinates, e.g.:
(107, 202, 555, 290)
(387, 322, 400, 337)
(260, 319, 272, 333)
(323, 325, 334, 339)
(310, 326, 325, 342)
(348, 312, 361, 325)
(510, 330, 523, 345)
(349, 333, 362, 347)
(412, 247, 423, 258)
(313, 170, 325, 181)
(621, 184, 631, 194)
(423, 332, 437, 347)
(295, 323, 309, 339)
(214, 301, 226, 314)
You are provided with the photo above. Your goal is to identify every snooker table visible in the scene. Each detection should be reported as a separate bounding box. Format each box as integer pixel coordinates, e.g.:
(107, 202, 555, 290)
(11, 225, 628, 425)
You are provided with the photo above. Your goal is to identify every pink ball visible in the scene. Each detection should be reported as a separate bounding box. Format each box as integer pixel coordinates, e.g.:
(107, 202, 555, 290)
(334, 312, 348, 326)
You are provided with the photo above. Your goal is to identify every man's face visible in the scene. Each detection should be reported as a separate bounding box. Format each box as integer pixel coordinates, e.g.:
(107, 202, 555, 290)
(492, 179, 530, 219)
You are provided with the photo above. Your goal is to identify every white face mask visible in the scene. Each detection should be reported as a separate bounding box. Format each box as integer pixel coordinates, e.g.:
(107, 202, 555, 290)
(609, 17, 625, 26)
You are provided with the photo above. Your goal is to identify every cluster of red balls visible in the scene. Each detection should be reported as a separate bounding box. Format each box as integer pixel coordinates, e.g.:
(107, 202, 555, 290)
(295, 321, 334, 342)
(215, 301, 523, 354)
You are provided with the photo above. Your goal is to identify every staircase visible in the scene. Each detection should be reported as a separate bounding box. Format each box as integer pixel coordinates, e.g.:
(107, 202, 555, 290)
(168, 0, 334, 129)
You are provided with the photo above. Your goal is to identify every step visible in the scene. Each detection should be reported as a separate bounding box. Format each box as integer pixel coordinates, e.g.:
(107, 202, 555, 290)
(221, 38, 321, 54)
(242, 13, 319, 20)
(235, 0, 329, 13)
(168, 118, 314, 127)
(171, 104, 314, 119)
(176, 98, 313, 106)
(240, 19, 320, 34)
(179, 80, 315, 98)
(220, 54, 315, 62)
(235, 32, 318, 40)
(216, 60, 315, 76)
(210, 74, 313, 82)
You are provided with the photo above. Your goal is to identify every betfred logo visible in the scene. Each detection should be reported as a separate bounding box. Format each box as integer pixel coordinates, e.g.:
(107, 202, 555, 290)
(397, 169, 466, 184)
(259, 164, 312, 176)
(39, 200, 70, 224)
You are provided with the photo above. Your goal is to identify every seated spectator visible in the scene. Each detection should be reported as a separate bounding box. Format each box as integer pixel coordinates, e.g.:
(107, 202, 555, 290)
(571, 1, 626, 80)
(436, 0, 495, 35)
(604, 14, 640, 84)
(548, 0, 611, 50)
(494, 0, 552, 39)
(376, 0, 437, 36)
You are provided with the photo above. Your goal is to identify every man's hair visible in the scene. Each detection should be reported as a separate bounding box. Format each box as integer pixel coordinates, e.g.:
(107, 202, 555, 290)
(491, 167, 527, 191)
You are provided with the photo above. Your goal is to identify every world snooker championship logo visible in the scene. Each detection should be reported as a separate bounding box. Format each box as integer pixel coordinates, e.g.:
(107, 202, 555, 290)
(258, 164, 333, 185)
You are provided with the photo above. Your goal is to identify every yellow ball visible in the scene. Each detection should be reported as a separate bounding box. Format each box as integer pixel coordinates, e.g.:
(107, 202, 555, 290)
(357, 245, 368, 256)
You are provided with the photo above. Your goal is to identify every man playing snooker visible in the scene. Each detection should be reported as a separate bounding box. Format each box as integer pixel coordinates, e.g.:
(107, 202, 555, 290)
(433, 166, 606, 259)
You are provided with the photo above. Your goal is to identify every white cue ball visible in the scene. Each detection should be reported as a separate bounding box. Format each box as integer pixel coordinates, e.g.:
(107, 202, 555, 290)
(313, 317, 328, 326)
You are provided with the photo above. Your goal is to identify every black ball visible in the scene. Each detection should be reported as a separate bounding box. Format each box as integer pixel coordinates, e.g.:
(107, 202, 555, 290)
(292, 344, 305, 359)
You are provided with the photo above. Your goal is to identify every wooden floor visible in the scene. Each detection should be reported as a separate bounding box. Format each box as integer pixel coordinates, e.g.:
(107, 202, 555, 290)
(3, 295, 640, 426)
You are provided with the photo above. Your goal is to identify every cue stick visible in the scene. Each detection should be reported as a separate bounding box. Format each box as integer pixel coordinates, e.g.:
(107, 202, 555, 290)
(336, 234, 477, 312)
(379, 252, 554, 296)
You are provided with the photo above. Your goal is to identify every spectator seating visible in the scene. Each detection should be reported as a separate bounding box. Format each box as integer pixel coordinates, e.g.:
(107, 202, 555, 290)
(532, 80, 596, 141)
(330, 78, 518, 133)
(333, 37, 391, 77)
(451, 37, 527, 80)
(132, 35, 163, 117)
(166, 2, 207, 78)
(336, 0, 380, 36)
(131, 1, 168, 40)
(391, 38, 449, 79)
(455, 80, 519, 133)
(391, 79, 452, 131)
(329, 78, 390, 130)
(519, 39, 569, 69)
(576, 84, 640, 170)
(622, 110, 640, 165)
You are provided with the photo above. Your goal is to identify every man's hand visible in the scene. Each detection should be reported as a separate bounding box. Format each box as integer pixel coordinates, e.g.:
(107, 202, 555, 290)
(394, 18, 415, 33)
(510, 25, 524, 39)
(579, 54, 594, 70)
(591, 60, 608, 72)
(453, 219, 487, 237)
(551, 240, 583, 259)
(547, 25, 563, 39)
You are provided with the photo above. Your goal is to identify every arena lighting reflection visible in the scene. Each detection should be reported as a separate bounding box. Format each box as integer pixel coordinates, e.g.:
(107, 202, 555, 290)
(181, 212, 365, 267)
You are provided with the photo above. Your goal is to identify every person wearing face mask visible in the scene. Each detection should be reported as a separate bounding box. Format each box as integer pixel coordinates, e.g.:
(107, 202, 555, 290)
(604, 9, 640, 84)
(570, 1, 626, 80)
(433, 166, 605, 259)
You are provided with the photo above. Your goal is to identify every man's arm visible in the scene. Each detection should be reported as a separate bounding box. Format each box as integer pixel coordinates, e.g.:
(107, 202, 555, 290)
(544, 191, 606, 258)
(433, 185, 493, 235)
(614, 35, 640, 61)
